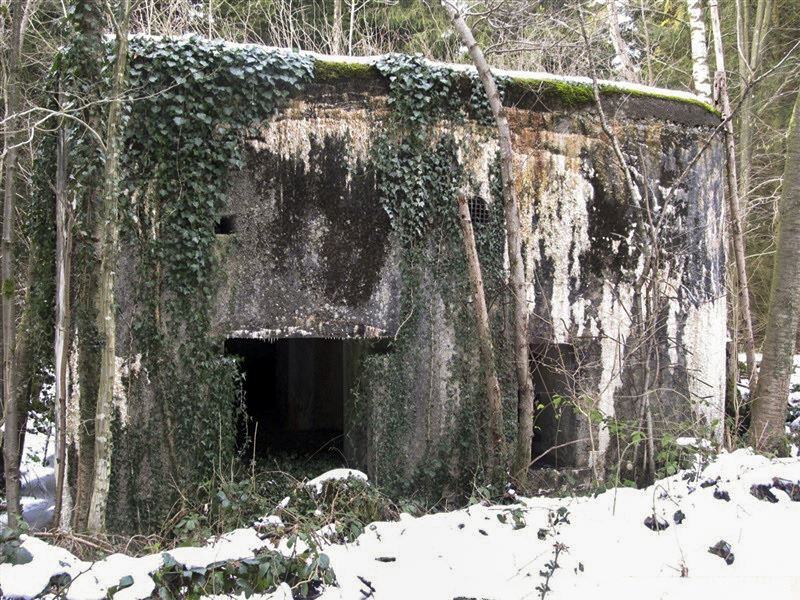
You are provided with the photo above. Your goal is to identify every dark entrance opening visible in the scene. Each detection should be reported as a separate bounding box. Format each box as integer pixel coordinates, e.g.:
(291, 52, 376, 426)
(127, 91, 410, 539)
(530, 343, 580, 468)
(225, 337, 386, 465)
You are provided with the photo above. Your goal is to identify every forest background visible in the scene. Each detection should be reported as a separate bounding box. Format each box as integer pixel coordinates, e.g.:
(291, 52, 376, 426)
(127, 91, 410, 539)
(0, 0, 798, 534)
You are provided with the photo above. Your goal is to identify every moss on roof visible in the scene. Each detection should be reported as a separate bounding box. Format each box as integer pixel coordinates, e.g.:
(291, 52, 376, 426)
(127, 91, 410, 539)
(309, 56, 719, 119)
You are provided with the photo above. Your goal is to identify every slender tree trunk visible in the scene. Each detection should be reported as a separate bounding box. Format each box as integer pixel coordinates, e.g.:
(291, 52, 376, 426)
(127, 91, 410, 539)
(442, 1, 535, 482)
(1, 0, 30, 530)
(687, 0, 712, 103)
(796, 321, 800, 353)
(457, 196, 505, 477)
(69, 0, 105, 532)
(736, 0, 772, 206)
(86, 0, 130, 533)
(53, 113, 72, 528)
(348, 0, 356, 55)
(331, 0, 343, 54)
(749, 88, 800, 452)
(637, 0, 654, 84)
(709, 0, 758, 393)
(606, 0, 638, 82)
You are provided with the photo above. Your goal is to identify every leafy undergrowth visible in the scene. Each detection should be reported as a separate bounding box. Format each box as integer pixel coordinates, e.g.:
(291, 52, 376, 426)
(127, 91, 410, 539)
(168, 451, 402, 545)
(151, 545, 334, 600)
(251, 453, 402, 545)
(158, 454, 405, 598)
(1, 450, 405, 599)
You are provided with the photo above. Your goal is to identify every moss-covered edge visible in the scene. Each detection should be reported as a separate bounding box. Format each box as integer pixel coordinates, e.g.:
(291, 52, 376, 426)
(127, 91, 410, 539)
(311, 57, 719, 117)
(313, 59, 379, 82)
(599, 83, 719, 116)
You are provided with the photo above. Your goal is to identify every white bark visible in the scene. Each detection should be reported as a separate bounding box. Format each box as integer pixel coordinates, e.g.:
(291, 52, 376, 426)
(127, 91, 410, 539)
(1, 0, 32, 530)
(607, 0, 638, 82)
(348, 0, 356, 55)
(332, 0, 343, 54)
(87, 0, 130, 532)
(53, 115, 72, 528)
(687, 0, 712, 103)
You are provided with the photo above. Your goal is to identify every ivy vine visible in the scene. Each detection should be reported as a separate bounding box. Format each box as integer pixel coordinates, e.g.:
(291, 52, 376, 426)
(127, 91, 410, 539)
(376, 53, 505, 131)
(365, 53, 513, 497)
(103, 37, 314, 530)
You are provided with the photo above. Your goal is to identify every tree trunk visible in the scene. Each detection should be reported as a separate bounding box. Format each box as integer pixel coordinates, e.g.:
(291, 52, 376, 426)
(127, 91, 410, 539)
(709, 0, 758, 393)
(606, 0, 638, 82)
(347, 0, 356, 55)
(736, 0, 772, 206)
(442, 1, 535, 482)
(749, 88, 800, 452)
(331, 0, 343, 54)
(796, 320, 800, 353)
(457, 196, 505, 478)
(53, 113, 72, 528)
(687, 0, 712, 103)
(86, 0, 130, 533)
(1, 0, 30, 530)
(68, 0, 106, 533)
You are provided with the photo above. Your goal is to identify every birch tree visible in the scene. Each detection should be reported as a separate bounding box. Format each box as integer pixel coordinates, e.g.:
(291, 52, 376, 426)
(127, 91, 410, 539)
(331, 0, 343, 54)
(606, 0, 638, 82)
(687, 0, 712, 102)
(53, 118, 71, 528)
(85, 0, 131, 534)
(1, 0, 31, 529)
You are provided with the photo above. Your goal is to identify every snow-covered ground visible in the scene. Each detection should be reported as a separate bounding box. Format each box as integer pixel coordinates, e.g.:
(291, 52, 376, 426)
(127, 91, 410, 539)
(1, 421, 57, 532)
(2, 356, 799, 599)
(2, 449, 800, 600)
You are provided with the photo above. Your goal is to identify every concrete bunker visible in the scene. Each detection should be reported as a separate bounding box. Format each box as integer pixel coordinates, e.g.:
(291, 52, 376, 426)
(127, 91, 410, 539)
(88, 44, 727, 520)
(210, 75, 727, 486)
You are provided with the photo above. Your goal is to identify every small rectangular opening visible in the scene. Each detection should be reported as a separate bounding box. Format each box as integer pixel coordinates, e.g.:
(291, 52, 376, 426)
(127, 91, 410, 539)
(225, 337, 390, 466)
(215, 214, 237, 235)
(531, 343, 580, 468)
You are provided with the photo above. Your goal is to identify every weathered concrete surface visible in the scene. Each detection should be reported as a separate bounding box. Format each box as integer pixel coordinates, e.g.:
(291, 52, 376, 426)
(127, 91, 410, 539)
(209, 67, 725, 482)
(215, 94, 400, 340)
(512, 108, 726, 471)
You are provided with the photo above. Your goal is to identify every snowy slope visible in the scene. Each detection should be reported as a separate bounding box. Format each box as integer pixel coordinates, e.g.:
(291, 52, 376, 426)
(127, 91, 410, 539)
(1, 448, 799, 600)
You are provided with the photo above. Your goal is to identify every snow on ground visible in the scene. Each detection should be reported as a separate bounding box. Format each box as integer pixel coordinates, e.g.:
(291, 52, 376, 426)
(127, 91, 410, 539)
(0, 420, 56, 531)
(2, 449, 800, 599)
(2, 357, 799, 599)
(319, 450, 800, 600)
